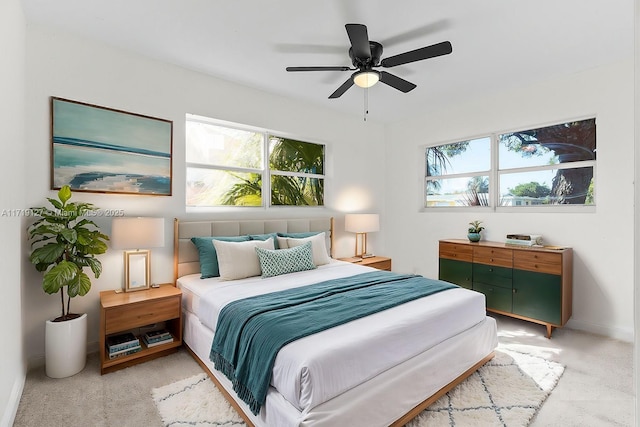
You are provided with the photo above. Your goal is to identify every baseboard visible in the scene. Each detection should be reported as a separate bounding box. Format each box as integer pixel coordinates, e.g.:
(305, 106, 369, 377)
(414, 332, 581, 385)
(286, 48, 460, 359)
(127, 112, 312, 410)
(566, 318, 633, 343)
(1, 367, 26, 427)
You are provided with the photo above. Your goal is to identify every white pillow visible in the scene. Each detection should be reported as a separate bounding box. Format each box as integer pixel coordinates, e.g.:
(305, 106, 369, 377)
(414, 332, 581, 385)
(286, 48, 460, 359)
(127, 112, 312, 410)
(276, 236, 290, 249)
(213, 238, 275, 280)
(286, 232, 331, 266)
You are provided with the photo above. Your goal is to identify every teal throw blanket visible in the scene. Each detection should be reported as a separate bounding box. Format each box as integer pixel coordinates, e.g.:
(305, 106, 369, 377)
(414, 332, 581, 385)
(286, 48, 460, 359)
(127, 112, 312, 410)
(209, 271, 457, 415)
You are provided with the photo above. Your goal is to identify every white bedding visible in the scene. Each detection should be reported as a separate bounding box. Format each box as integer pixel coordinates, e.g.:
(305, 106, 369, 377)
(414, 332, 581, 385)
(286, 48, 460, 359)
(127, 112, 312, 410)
(177, 260, 488, 414)
(183, 308, 498, 427)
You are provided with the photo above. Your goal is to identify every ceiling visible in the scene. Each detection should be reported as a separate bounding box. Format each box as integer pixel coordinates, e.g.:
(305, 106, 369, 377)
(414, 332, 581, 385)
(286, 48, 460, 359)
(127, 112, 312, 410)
(21, 0, 634, 124)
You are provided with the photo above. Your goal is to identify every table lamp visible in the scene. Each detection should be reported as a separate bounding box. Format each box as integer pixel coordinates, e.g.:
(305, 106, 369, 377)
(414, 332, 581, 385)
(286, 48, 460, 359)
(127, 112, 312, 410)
(345, 213, 379, 259)
(111, 217, 165, 292)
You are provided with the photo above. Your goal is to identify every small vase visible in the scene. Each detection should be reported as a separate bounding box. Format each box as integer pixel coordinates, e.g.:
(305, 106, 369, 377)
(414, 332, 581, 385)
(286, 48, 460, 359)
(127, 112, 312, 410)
(467, 233, 481, 242)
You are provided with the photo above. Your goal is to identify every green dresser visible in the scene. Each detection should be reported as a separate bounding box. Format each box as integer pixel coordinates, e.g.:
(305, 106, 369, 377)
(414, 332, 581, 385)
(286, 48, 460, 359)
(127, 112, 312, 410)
(439, 239, 572, 338)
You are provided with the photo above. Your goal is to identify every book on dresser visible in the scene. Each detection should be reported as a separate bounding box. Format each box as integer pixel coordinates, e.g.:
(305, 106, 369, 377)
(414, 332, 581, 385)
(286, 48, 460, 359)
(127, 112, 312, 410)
(505, 234, 543, 245)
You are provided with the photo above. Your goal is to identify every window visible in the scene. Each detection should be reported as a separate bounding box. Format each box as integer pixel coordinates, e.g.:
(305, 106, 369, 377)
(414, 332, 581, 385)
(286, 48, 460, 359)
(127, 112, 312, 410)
(269, 136, 324, 206)
(425, 137, 491, 207)
(424, 118, 596, 209)
(185, 115, 325, 207)
(498, 119, 596, 206)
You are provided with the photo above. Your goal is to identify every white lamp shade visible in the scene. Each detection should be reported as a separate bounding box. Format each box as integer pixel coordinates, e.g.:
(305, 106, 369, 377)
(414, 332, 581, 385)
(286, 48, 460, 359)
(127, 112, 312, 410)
(345, 214, 380, 233)
(111, 217, 165, 249)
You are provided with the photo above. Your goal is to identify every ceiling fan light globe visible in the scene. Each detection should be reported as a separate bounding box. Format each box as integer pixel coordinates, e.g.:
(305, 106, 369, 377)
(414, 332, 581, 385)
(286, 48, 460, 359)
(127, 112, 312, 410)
(353, 71, 379, 88)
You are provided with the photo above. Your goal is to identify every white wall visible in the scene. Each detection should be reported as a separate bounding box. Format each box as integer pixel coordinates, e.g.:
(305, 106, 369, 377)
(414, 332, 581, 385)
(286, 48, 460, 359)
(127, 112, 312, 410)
(385, 59, 635, 341)
(23, 25, 387, 364)
(0, 0, 27, 424)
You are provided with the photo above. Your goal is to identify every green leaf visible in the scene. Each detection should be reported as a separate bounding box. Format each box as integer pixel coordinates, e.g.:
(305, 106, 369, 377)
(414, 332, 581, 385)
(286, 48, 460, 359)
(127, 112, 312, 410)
(67, 271, 91, 297)
(59, 228, 77, 244)
(42, 261, 78, 295)
(30, 243, 65, 265)
(58, 186, 72, 204)
(86, 257, 103, 278)
(47, 198, 63, 210)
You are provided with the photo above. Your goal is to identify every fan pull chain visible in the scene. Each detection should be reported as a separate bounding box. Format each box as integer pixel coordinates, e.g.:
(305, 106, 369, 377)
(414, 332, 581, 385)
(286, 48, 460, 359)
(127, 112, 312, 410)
(363, 87, 369, 121)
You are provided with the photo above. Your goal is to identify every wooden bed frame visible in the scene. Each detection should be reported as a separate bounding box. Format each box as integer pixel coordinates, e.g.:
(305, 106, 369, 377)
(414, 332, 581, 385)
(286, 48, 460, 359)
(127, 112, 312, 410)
(173, 217, 495, 426)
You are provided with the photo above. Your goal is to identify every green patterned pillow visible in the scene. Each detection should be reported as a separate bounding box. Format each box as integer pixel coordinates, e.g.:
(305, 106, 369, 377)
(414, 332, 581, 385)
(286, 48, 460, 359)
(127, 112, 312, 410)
(255, 242, 316, 278)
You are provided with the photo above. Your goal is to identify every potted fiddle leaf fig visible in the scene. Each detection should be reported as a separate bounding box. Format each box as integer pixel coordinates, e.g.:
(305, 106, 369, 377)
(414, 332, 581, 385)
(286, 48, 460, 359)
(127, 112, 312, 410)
(27, 185, 109, 378)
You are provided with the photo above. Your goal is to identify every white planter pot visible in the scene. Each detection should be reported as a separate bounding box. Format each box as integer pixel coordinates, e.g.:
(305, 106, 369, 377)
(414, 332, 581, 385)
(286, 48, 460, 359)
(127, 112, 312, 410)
(45, 313, 87, 378)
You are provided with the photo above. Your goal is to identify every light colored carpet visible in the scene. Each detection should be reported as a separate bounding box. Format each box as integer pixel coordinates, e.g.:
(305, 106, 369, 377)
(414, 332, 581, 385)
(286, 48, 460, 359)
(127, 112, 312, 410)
(151, 344, 564, 427)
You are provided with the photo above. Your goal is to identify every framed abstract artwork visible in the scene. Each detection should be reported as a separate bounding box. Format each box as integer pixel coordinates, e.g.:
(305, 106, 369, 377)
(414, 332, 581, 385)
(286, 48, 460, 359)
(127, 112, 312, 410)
(50, 97, 173, 196)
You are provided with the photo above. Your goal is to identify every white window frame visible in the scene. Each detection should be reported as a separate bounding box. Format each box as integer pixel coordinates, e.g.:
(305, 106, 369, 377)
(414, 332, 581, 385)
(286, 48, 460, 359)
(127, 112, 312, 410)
(185, 114, 326, 209)
(420, 116, 596, 213)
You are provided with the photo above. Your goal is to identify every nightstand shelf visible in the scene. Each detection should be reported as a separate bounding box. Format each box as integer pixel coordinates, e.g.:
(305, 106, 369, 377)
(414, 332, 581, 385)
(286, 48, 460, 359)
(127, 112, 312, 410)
(339, 256, 392, 271)
(99, 285, 182, 374)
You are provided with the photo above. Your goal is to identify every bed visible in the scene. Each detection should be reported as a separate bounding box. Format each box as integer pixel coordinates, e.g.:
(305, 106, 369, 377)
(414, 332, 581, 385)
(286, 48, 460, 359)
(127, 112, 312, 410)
(173, 217, 498, 427)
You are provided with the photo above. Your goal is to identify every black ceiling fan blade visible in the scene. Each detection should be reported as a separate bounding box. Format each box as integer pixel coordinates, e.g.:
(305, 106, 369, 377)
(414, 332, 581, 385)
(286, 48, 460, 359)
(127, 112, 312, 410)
(379, 71, 417, 93)
(380, 41, 452, 68)
(329, 78, 355, 99)
(286, 66, 351, 72)
(345, 23, 371, 60)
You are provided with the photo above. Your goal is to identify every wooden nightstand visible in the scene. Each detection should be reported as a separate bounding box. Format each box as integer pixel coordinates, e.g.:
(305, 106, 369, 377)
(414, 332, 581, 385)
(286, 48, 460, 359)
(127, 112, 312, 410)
(339, 256, 392, 271)
(99, 285, 182, 374)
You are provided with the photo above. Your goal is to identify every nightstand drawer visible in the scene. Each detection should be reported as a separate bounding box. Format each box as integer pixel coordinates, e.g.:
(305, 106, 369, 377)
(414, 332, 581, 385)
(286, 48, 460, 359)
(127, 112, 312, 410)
(105, 296, 180, 334)
(367, 259, 391, 270)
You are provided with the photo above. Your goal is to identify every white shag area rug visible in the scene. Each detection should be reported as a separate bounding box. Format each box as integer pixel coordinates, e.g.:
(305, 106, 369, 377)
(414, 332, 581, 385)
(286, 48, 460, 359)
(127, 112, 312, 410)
(151, 346, 564, 427)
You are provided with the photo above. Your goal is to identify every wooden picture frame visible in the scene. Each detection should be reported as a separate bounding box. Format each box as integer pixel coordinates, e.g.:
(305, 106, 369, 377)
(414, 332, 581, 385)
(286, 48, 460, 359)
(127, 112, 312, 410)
(124, 250, 151, 292)
(50, 97, 173, 196)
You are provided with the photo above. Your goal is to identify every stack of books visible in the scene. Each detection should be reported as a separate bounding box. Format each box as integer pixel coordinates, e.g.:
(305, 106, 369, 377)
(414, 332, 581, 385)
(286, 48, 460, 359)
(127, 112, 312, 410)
(106, 332, 141, 359)
(142, 329, 174, 348)
(505, 234, 543, 247)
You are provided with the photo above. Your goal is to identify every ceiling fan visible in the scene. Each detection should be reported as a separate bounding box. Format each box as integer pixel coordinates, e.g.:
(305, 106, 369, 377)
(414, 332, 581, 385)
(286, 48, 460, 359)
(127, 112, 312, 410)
(286, 23, 453, 99)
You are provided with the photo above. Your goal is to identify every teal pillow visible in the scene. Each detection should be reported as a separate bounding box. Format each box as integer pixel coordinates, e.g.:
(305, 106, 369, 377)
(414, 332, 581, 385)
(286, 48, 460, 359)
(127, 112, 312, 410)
(255, 242, 316, 278)
(276, 231, 320, 239)
(191, 236, 251, 279)
(249, 233, 280, 249)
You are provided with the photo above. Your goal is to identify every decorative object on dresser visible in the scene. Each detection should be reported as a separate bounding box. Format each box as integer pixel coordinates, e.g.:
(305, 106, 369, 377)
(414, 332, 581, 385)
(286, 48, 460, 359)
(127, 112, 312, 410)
(344, 213, 380, 258)
(505, 233, 543, 247)
(467, 220, 484, 242)
(339, 255, 392, 271)
(111, 217, 165, 292)
(439, 239, 572, 338)
(27, 185, 110, 378)
(99, 285, 182, 374)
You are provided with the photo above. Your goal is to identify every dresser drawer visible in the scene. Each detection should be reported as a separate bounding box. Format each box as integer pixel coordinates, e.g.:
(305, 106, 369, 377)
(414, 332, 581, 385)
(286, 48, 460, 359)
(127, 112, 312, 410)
(439, 242, 473, 262)
(513, 250, 562, 275)
(105, 296, 180, 334)
(473, 246, 513, 268)
(439, 258, 473, 289)
(473, 263, 513, 289)
(473, 282, 513, 312)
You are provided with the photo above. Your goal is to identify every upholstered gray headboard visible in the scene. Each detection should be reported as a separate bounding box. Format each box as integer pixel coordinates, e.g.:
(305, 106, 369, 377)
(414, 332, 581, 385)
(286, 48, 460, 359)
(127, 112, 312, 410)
(173, 217, 334, 282)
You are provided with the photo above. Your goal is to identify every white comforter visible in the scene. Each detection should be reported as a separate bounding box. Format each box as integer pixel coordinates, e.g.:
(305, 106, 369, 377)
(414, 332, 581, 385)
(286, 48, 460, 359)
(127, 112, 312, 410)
(178, 261, 487, 413)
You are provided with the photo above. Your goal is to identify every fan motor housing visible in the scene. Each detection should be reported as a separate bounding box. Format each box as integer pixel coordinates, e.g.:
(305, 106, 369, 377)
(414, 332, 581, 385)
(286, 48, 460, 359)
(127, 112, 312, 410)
(349, 41, 383, 68)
